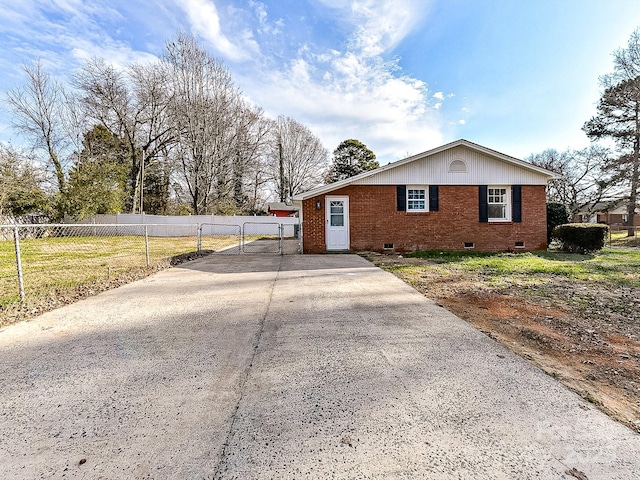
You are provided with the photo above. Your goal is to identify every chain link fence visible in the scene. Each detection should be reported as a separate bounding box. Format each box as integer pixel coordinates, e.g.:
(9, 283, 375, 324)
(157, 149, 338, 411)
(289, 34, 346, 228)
(198, 222, 301, 255)
(1, 220, 301, 321)
(198, 224, 242, 254)
(242, 222, 282, 253)
(0, 224, 202, 311)
(240, 222, 301, 254)
(280, 223, 302, 255)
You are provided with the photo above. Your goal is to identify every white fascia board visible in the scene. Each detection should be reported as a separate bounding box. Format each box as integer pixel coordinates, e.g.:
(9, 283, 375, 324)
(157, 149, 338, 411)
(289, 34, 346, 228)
(292, 139, 559, 201)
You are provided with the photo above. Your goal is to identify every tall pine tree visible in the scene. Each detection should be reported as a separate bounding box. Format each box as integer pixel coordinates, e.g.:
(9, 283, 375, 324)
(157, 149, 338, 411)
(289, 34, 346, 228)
(584, 28, 640, 236)
(325, 139, 379, 183)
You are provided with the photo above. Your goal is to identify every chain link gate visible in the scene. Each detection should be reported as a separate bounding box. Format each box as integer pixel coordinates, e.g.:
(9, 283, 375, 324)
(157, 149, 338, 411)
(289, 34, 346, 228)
(242, 222, 282, 253)
(280, 222, 301, 255)
(198, 224, 242, 254)
(197, 222, 301, 255)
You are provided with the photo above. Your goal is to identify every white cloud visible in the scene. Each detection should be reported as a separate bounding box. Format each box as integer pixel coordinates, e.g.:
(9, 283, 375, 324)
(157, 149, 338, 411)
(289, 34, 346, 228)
(242, 49, 443, 161)
(0, 1, 158, 79)
(249, 0, 284, 36)
(69, 37, 159, 68)
(0, 0, 445, 162)
(236, 0, 442, 161)
(176, 0, 253, 61)
(319, 0, 434, 57)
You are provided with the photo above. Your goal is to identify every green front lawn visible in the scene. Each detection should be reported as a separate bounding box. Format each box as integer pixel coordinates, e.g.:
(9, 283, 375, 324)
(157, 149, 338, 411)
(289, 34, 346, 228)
(0, 235, 202, 308)
(389, 248, 640, 288)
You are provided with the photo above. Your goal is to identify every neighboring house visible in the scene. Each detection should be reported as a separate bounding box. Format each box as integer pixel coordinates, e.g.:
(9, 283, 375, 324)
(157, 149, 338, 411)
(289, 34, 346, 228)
(572, 200, 640, 228)
(267, 202, 299, 217)
(292, 139, 558, 254)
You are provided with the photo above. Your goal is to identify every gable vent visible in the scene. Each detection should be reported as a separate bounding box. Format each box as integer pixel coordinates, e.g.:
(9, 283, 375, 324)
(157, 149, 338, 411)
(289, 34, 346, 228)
(449, 159, 467, 172)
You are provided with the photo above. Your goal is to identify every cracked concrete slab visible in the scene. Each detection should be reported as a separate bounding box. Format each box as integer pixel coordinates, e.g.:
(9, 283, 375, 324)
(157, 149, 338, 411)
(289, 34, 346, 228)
(0, 254, 638, 479)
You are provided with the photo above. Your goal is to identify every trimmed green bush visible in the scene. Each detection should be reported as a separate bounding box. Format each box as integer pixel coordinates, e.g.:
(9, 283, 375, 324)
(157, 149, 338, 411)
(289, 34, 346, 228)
(553, 223, 609, 254)
(547, 202, 570, 245)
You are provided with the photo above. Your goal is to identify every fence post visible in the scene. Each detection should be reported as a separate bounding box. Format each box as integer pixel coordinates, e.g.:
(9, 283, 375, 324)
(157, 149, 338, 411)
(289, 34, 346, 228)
(13, 225, 25, 303)
(144, 225, 150, 267)
(279, 224, 284, 256)
(197, 224, 202, 253)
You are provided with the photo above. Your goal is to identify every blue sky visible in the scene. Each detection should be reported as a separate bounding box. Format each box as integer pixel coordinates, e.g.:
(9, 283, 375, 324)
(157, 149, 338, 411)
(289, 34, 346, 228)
(0, 0, 638, 164)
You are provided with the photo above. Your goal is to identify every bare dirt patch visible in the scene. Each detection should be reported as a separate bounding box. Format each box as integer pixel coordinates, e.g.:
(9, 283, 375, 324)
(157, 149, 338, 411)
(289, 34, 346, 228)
(365, 252, 640, 433)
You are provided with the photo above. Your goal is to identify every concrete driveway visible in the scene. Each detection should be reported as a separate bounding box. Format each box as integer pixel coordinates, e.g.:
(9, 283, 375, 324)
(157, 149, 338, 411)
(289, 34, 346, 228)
(0, 254, 638, 479)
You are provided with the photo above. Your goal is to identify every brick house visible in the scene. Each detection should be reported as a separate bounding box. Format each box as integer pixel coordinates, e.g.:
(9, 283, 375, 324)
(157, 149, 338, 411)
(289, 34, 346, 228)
(571, 200, 640, 229)
(292, 139, 558, 254)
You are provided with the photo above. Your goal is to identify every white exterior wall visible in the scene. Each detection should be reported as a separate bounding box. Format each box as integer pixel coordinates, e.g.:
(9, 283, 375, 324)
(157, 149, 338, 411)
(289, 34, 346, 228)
(353, 146, 549, 186)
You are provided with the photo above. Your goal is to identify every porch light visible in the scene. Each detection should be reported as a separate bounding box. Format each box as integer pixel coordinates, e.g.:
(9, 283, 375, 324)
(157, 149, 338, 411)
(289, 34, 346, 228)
(316, 200, 322, 210)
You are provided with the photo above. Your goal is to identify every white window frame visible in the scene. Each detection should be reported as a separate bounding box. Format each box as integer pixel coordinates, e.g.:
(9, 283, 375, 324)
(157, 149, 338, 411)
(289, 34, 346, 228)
(407, 185, 428, 212)
(487, 186, 511, 222)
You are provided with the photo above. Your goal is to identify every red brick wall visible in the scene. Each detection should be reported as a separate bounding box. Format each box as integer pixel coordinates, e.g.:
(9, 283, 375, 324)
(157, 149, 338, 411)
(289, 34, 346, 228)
(301, 185, 548, 253)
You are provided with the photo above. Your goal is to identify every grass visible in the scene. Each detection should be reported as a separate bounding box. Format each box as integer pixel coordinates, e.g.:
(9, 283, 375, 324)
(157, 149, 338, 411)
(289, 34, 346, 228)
(370, 247, 640, 433)
(0, 234, 236, 309)
(389, 248, 640, 288)
(609, 230, 640, 248)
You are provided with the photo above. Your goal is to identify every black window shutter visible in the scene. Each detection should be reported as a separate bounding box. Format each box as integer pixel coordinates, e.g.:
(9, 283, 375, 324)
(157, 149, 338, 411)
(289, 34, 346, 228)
(429, 185, 439, 211)
(396, 185, 406, 211)
(479, 185, 488, 223)
(512, 185, 522, 222)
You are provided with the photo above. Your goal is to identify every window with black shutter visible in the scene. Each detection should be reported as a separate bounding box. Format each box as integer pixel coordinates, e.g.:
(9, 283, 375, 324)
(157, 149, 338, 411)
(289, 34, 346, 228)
(396, 185, 406, 211)
(512, 185, 522, 223)
(479, 185, 488, 222)
(429, 185, 439, 211)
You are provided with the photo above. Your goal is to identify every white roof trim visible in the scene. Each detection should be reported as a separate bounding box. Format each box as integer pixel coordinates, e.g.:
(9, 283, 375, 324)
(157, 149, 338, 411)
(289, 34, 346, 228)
(292, 139, 560, 200)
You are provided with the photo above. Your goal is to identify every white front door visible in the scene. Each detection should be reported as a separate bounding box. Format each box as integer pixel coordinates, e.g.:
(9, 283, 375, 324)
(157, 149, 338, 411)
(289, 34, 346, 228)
(326, 196, 349, 251)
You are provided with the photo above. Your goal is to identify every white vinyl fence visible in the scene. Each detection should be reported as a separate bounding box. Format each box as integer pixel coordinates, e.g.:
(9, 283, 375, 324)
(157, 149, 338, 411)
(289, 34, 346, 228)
(82, 213, 300, 236)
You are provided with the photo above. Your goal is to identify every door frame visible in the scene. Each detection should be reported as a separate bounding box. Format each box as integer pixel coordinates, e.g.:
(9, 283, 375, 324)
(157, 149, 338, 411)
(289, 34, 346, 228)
(325, 195, 350, 251)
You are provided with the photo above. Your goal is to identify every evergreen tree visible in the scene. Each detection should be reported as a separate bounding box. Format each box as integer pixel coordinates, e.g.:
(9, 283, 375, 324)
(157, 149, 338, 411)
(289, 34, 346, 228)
(0, 146, 49, 216)
(584, 28, 640, 236)
(325, 139, 378, 183)
(66, 125, 129, 219)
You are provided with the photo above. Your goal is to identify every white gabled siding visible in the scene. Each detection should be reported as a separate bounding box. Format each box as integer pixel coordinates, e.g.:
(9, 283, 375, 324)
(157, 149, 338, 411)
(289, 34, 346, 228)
(352, 146, 548, 186)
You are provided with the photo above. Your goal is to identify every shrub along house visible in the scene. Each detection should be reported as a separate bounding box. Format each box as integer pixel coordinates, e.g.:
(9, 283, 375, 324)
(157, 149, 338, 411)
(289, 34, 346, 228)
(292, 139, 558, 253)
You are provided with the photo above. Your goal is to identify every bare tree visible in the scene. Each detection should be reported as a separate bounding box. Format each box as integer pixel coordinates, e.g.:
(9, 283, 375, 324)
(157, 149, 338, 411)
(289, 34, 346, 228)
(526, 145, 616, 216)
(230, 103, 273, 213)
(6, 62, 74, 201)
(164, 32, 243, 214)
(74, 58, 175, 213)
(269, 115, 328, 202)
(4, 37, 328, 217)
(128, 62, 176, 213)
